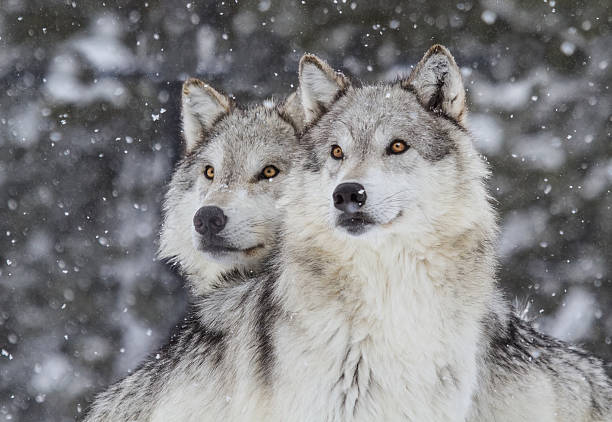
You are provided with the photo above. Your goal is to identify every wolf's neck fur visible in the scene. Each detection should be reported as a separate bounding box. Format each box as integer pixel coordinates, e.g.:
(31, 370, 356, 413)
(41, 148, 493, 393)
(183, 257, 264, 296)
(184, 260, 227, 296)
(273, 183, 498, 420)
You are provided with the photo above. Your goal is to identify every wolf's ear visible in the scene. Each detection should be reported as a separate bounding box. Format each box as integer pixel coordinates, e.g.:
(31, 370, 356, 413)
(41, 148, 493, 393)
(404, 45, 466, 124)
(298, 54, 350, 124)
(181, 78, 231, 153)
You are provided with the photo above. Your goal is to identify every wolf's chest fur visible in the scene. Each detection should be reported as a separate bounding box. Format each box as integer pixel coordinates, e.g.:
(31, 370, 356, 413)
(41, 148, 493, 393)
(272, 237, 483, 421)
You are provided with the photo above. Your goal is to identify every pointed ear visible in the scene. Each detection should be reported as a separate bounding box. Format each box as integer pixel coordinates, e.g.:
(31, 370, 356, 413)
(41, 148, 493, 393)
(404, 45, 466, 124)
(181, 78, 231, 153)
(298, 54, 350, 124)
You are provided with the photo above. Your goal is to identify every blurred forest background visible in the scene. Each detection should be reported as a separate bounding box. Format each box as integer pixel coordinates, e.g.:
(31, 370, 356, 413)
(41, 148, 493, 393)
(0, 0, 610, 420)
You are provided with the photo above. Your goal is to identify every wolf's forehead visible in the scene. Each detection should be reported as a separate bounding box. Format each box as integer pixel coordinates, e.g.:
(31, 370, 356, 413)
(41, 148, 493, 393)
(326, 85, 454, 161)
(220, 111, 291, 142)
(196, 110, 295, 178)
(205, 109, 290, 150)
(336, 85, 425, 130)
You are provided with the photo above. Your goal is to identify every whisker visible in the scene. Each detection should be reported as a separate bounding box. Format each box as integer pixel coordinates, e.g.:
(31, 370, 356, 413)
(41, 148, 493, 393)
(367, 189, 412, 207)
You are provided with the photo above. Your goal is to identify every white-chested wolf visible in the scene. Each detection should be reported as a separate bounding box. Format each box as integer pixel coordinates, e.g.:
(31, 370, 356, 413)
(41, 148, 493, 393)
(84, 47, 611, 422)
(291, 46, 610, 421)
(158, 78, 303, 295)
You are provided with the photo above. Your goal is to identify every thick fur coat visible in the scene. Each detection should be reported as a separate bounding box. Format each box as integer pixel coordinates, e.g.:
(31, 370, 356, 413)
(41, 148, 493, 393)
(84, 46, 611, 422)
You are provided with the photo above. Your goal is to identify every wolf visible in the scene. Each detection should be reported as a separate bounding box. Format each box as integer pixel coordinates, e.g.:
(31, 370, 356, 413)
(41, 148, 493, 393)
(158, 78, 302, 295)
(293, 46, 611, 421)
(84, 81, 302, 421)
(84, 47, 611, 421)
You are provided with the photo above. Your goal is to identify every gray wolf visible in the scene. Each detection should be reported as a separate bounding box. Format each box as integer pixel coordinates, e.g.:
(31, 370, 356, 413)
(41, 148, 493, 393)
(158, 78, 302, 296)
(84, 46, 611, 421)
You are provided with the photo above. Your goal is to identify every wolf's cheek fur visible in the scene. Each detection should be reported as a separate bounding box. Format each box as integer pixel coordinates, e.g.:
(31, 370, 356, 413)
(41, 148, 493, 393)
(379, 156, 464, 233)
(317, 149, 463, 238)
(215, 191, 282, 248)
(160, 171, 284, 295)
(160, 183, 201, 262)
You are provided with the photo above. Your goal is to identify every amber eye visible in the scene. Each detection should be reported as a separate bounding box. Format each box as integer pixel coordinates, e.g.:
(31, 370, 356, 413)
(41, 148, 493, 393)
(204, 165, 214, 180)
(260, 165, 279, 179)
(388, 139, 408, 155)
(331, 145, 344, 160)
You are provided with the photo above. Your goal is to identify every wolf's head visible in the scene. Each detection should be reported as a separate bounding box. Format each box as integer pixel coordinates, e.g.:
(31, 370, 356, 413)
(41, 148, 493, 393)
(159, 79, 300, 295)
(285, 46, 495, 257)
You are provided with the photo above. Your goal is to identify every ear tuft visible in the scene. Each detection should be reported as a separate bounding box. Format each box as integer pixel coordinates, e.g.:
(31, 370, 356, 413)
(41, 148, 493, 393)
(298, 54, 350, 124)
(404, 45, 466, 124)
(181, 78, 231, 154)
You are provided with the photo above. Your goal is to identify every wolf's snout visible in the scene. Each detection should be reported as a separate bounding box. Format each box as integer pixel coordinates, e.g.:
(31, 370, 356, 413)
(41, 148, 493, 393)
(333, 183, 367, 214)
(193, 206, 227, 235)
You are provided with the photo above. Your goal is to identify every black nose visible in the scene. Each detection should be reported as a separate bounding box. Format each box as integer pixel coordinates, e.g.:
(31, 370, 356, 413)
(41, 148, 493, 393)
(193, 206, 227, 235)
(333, 182, 367, 213)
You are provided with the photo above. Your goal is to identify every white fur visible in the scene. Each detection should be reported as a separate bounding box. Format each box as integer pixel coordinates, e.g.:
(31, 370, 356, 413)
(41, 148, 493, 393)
(265, 129, 495, 421)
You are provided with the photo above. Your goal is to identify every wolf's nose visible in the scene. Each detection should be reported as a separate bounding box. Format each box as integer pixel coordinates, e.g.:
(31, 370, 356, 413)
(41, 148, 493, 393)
(333, 182, 367, 214)
(193, 206, 227, 235)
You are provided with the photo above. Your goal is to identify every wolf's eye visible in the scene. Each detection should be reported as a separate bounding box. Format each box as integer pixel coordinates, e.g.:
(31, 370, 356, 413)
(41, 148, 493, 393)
(260, 165, 279, 179)
(388, 139, 409, 155)
(204, 165, 214, 180)
(331, 145, 344, 160)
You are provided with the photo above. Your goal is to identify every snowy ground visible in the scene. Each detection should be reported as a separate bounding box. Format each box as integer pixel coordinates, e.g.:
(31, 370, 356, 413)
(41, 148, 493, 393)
(0, 1, 610, 421)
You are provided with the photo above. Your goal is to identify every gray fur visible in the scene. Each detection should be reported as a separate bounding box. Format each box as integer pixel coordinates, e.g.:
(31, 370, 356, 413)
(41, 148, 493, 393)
(473, 312, 612, 421)
(85, 47, 611, 422)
